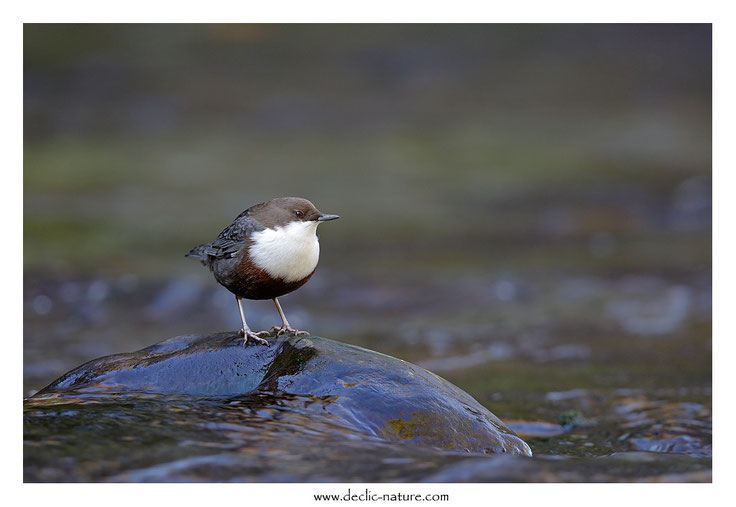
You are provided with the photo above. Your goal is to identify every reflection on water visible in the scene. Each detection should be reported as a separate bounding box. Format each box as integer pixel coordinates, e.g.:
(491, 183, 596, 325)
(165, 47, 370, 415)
(24, 391, 711, 482)
(24, 268, 711, 482)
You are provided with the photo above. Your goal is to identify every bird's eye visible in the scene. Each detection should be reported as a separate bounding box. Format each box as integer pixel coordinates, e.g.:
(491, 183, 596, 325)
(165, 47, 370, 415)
(295, 210, 304, 218)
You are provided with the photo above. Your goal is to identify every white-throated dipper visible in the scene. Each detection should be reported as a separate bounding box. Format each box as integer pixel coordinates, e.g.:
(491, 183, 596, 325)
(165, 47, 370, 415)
(186, 197, 339, 346)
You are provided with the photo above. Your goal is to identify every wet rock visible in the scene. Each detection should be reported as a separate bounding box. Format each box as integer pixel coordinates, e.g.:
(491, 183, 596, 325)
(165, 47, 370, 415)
(32, 332, 531, 456)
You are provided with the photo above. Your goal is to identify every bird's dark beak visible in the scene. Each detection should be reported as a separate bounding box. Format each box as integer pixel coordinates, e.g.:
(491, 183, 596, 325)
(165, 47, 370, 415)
(317, 214, 340, 222)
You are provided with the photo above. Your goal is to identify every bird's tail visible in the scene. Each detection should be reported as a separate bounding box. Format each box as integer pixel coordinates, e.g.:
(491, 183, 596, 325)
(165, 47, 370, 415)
(185, 244, 207, 259)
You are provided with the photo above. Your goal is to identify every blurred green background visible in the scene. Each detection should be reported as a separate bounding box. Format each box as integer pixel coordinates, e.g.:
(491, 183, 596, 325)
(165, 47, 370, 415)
(24, 24, 711, 469)
(24, 24, 710, 277)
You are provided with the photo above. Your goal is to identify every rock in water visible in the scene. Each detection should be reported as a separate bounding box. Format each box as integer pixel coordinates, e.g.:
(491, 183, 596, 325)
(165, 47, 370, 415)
(32, 333, 531, 456)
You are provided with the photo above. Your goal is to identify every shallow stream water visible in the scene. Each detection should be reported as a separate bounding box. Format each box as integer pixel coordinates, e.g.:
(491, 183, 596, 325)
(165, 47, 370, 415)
(23, 24, 711, 482)
(24, 266, 711, 482)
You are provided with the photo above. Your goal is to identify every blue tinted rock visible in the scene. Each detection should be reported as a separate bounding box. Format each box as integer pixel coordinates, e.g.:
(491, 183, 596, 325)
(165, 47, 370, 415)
(34, 332, 531, 456)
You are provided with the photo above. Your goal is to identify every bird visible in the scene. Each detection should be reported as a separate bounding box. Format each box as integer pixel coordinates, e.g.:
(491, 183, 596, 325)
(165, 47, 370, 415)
(186, 197, 339, 346)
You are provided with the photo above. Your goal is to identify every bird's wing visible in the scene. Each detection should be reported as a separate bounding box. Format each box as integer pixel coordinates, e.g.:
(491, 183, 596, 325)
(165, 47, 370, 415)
(202, 215, 264, 259)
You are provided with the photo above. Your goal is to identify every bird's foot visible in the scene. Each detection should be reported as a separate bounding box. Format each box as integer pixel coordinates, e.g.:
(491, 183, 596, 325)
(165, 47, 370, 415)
(238, 328, 270, 346)
(271, 325, 309, 336)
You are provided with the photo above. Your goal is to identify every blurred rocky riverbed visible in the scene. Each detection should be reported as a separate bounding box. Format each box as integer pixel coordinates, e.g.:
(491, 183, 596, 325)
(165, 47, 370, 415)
(24, 255, 712, 481)
(24, 24, 711, 481)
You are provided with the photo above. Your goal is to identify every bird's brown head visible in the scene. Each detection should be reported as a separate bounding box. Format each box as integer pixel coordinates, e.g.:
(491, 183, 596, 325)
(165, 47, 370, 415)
(250, 197, 339, 229)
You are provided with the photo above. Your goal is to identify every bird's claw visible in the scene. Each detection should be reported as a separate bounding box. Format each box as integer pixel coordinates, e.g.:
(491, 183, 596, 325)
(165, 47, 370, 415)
(272, 326, 309, 336)
(238, 328, 270, 346)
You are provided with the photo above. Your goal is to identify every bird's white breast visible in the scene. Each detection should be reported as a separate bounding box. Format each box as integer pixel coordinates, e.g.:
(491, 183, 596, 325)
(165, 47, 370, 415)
(248, 221, 320, 282)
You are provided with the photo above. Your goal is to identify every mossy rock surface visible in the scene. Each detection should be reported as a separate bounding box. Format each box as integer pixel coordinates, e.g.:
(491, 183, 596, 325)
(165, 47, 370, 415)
(33, 332, 531, 456)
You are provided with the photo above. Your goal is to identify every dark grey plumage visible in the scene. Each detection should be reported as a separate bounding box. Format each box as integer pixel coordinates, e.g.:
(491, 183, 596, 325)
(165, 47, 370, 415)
(186, 215, 264, 265)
